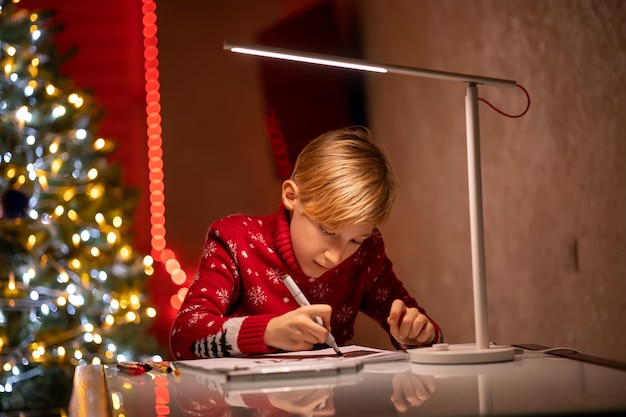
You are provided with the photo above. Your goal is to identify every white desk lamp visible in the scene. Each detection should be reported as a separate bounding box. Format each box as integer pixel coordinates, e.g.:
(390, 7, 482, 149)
(224, 41, 519, 364)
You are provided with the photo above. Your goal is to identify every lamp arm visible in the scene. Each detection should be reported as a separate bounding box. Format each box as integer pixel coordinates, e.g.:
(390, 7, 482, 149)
(224, 41, 517, 88)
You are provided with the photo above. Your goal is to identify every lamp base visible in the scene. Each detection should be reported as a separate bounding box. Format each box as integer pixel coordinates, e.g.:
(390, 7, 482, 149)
(409, 343, 516, 364)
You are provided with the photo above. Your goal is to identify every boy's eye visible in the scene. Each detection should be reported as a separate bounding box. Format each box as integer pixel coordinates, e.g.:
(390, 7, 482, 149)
(350, 239, 363, 245)
(320, 228, 335, 237)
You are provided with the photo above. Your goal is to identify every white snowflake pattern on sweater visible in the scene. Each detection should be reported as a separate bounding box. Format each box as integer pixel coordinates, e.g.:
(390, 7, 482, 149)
(311, 282, 331, 301)
(180, 303, 201, 316)
(266, 268, 283, 284)
(250, 232, 267, 246)
(247, 285, 267, 306)
(335, 304, 354, 323)
(203, 241, 217, 259)
(375, 286, 391, 302)
(216, 288, 229, 305)
(188, 310, 209, 325)
(352, 248, 367, 266)
(227, 240, 238, 266)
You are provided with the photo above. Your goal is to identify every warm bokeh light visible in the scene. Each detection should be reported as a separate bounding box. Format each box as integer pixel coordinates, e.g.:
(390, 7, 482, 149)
(142, 0, 188, 310)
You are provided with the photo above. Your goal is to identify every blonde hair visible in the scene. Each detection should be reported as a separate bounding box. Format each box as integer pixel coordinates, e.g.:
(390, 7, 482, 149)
(291, 126, 396, 230)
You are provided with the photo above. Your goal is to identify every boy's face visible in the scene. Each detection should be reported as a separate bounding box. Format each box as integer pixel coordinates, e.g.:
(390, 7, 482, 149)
(282, 180, 374, 278)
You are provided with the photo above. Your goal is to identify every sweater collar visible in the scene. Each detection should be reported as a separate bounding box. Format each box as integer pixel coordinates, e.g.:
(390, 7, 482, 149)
(273, 203, 304, 276)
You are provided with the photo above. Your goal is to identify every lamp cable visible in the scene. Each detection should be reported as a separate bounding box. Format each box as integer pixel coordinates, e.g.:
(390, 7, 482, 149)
(479, 84, 531, 118)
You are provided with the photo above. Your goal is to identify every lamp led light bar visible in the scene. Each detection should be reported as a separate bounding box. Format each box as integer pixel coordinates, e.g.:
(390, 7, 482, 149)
(229, 46, 388, 73)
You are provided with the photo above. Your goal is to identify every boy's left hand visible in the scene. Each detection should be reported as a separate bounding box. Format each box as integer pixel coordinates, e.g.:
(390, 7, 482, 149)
(387, 299, 435, 346)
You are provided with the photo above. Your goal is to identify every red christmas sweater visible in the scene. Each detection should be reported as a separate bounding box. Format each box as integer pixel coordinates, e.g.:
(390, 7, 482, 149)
(170, 205, 442, 359)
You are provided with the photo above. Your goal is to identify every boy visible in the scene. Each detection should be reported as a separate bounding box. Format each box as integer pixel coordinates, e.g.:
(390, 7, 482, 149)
(170, 126, 442, 359)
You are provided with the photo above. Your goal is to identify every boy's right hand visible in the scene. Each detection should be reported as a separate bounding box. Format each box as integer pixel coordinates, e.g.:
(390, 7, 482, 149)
(264, 305, 332, 352)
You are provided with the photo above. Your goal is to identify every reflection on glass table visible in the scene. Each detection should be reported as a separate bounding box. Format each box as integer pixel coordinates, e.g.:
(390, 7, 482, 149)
(89, 347, 626, 417)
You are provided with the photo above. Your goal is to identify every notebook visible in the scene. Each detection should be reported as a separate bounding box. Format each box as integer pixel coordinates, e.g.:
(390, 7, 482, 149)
(175, 345, 408, 383)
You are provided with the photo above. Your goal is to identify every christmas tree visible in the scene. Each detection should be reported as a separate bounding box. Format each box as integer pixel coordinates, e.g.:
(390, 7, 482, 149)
(0, 1, 159, 412)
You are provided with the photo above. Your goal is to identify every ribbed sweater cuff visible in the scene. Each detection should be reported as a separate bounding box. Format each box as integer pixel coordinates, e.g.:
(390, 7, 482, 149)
(238, 314, 277, 354)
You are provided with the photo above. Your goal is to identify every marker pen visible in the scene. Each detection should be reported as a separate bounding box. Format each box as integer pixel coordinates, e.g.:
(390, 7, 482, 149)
(117, 361, 148, 375)
(282, 274, 344, 357)
(146, 360, 181, 375)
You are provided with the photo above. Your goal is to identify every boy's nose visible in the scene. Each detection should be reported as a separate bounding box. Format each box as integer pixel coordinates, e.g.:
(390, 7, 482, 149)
(323, 247, 342, 267)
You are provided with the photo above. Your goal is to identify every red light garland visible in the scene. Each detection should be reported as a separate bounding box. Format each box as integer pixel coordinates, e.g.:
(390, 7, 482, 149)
(142, 0, 187, 311)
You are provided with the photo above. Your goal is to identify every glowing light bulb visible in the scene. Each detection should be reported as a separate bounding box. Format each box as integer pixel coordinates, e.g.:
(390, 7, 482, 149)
(37, 175, 49, 189)
(57, 271, 70, 284)
(51, 159, 62, 173)
(113, 216, 122, 228)
(87, 168, 98, 180)
(7, 274, 16, 291)
(51, 104, 66, 118)
(119, 246, 131, 260)
(49, 139, 59, 154)
(94, 138, 106, 150)
(69, 94, 84, 108)
(16, 106, 32, 123)
(63, 189, 76, 201)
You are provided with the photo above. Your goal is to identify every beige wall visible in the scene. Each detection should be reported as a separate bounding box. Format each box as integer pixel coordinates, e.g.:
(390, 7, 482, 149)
(157, 0, 626, 361)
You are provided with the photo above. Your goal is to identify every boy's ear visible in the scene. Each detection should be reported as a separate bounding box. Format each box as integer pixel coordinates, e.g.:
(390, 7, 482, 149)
(281, 180, 299, 210)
